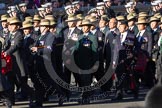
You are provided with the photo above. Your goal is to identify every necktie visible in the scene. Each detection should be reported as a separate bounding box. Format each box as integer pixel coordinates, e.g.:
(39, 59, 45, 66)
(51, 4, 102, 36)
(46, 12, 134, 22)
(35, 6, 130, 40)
(120, 34, 123, 42)
(68, 29, 72, 38)
(137, 32, 141, 42)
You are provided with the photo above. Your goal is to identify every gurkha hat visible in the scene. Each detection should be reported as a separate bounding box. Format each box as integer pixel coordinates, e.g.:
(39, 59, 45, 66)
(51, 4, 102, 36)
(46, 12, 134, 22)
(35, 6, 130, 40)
(76, 14, 84, 20)
(0, 14, 9, 22)
(100, 15, 109, 22)
(64, 5, 72, 10)
(79, 19, 94, 26)
(49, 19, 57, 26)
(89, 16, 98, 23)
(136, 17, 148, 24)
(65, 15, 78, 22)
(21, 21, 33, 29)
(45, 15, 55, 21)
(39, 19, 50, 26)
(149, 16, 160, 23)
(19, 2, 27, 7)
(119, 20, 128, 26)
(116, 15, 125, 21)
(127, 14, 136, 21)
(25, 16, 33, 22)
(138, 12, 149, 17)
(159, 17, 162, 24)
(154, 13, 161, 19)
(8, 17, 21, 25)
(33, 15, 41, 21)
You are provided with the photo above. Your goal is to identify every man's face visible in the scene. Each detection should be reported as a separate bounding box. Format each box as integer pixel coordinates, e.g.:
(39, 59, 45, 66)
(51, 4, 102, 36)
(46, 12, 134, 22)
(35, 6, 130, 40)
(109, 18, 117, 29)
(46, 6, 52, 13)
(150, 21, 158, 29)
(33, 21, 40, 27)
(97, 9, 105, 16)
(99, 20, 107, 28)
(82, 25, 90, 33)
(20, 6, 27, 12)
(119, 24, 127, 33)
(40, 26, 47, 33)
(23, 28, 32, 35)
(67, 21, 76, 28)
(1, 21, 8, 28)
(9, 24, 18, 32)
(137, 24, 146, 31)
(105, 1, 111, 7)
(128, 20, 135, 27)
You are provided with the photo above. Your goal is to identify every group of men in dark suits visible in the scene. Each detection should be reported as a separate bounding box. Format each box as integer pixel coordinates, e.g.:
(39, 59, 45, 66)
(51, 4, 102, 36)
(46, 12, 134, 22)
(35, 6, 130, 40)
(0, 0, 162, 108)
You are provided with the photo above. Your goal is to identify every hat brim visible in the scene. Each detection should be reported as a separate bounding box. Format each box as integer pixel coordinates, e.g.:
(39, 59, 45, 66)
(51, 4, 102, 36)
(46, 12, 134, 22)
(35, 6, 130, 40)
(65, 19, 78, 22)
(79, 24, 94, 27)
(20, 26, 33, 29)
(9, 22, 21, 25)
(0, 19, 7, 22)
(149, 19, 160, 23)
(136, 22, 148, 25)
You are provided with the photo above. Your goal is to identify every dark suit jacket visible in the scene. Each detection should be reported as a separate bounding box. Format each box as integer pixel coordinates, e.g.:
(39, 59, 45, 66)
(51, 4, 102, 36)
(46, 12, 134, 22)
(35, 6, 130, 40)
(5, 30, 28, 77)
(129, 25, 139, 36)
(135, 30, 152, 57)
(94, 29, 105, 62)
(23, 34, 35, 66)
(104, 28, 120, 68)
(115, 31, 135, 63)
(62, 27, 82, 63)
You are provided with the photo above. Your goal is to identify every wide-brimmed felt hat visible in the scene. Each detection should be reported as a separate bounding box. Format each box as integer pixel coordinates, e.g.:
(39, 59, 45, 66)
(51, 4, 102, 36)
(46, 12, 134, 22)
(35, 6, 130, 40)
(79, 19, 94, 26)
(49, 19, 57, 26)
(138, 12, 149, 17)
(89, 16, 98, 23)
(76, 14, 84, 20)
(65, 15, 78, 22)
(0, 14, 9, 22)
(21, 21, 33, 29)
(149, 16, 160, 23)
(100, 15, 109, 22)
(33, 15, 41, 21)
(136, 18, 148, 24)
(160, 17, 162, 24)
(39, 19, 50, 26)
(8, 17, 21, 25)
(127, 14, 136, 21)
(45, 15, 55, 21)
(154, 13, 161, 19)
(25, 16, 33, 22)
(116, 15, 125, 21)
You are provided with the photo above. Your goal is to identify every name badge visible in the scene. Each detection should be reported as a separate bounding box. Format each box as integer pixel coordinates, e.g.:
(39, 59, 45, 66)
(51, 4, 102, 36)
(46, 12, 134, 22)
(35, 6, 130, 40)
(40, 41, 44, 46)
(11, 41, 15, 45)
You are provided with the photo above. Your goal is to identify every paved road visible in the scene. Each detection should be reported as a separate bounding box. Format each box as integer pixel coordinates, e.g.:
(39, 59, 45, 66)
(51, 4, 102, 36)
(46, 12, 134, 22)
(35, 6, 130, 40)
(0, 87, 148, 108)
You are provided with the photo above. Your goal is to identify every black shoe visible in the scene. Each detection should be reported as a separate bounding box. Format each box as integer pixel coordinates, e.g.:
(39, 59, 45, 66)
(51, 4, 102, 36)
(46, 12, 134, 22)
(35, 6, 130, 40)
(29, 102, 42, 108)
(82, 98, 90, 105)
(58, 94, 66, 106)
(112, 93, 123, 101)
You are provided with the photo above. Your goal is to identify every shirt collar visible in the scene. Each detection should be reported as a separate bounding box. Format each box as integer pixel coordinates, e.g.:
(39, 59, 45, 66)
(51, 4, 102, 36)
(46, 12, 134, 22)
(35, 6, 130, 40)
(24, 34, 31, 39)
(91, 29, 97, 35)
(138, 29, 146, 37)
(110, 28, 116, 32)
(121, 31, 128, 44)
